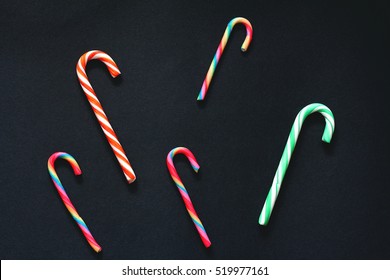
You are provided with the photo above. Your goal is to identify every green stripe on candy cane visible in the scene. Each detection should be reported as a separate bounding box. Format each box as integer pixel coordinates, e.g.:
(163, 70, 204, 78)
(259, 103, 335, 226)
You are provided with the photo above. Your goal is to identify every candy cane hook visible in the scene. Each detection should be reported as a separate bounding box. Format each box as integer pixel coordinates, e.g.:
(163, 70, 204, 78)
(76, 50, 136, 183)
(259, 103, 335, 226)
(166, 147, 211, 247)
(48, 152, 101, 252)
(197, 17, 253, 101)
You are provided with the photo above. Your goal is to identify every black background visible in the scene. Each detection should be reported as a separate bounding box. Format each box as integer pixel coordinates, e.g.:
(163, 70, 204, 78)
(0, 0, 389, 260)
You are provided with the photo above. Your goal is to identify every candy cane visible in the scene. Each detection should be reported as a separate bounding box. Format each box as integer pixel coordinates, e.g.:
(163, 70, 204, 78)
(197, 17, 253, 101)
(76, 50, 136, 183)
(166, 147, 211, 247)
(259, 103, 335, 226)
(48, 152, 101, 253)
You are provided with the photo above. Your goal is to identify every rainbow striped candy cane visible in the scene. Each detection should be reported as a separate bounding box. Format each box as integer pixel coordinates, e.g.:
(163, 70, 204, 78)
(48, 152, 102, 253)
(259, 103, 335, 226)
(77, 50, 136, 184)
(166, 147, 211, 248)
(198, 17, 253, 101)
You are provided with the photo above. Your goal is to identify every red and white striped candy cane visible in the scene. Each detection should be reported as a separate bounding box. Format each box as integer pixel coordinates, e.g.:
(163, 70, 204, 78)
(76, 50, 136, 183)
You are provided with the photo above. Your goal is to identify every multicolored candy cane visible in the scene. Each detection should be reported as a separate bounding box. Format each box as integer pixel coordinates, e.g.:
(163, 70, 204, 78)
(259, 103, 335, 226)
(198, 17, 253, 101)
(166, 147, 211, 248)
(48, 152, 101, 253)
(76, 50, 136, 183)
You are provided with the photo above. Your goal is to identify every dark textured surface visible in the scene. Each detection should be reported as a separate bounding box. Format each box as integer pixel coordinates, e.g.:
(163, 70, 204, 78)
(0, 0, 389, 259)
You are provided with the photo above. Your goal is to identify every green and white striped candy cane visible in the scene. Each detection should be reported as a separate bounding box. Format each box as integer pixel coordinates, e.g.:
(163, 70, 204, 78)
(259, 103, 335, 226)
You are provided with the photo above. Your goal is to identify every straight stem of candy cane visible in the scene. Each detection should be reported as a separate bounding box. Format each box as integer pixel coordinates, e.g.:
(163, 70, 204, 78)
(259, 103, 335, 226)
(48, 152, 102, 253)
(76, 50, 136, 184)
(166, 147, 211, 248)
(197, 17, 253, 101)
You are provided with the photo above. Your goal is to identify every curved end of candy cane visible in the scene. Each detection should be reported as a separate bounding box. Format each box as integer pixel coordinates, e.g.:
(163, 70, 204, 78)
(70, 160, 82, 176)
(48, 152, 82, 176)
(187, 155, 200, 173)
(193, 165, 200, 173)
(241, 35, 252, 52)
(322, 133, 333, 144)
(241, 29, 252, 52)
(110, 70, 121, 79)
(74, 169, 83, 176)
(79, 50, 122, 79)
(230, 17, 252, 52)
(321, 108, 335, 144)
